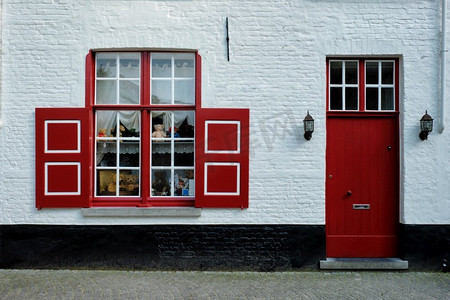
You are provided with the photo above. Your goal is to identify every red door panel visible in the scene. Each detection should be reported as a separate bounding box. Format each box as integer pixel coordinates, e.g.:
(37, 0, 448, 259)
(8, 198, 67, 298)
(326, 117, 398, 257)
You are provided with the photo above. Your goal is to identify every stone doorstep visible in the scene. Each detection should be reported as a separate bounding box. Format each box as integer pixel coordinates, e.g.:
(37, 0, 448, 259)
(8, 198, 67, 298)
(320, 258, 409, 270)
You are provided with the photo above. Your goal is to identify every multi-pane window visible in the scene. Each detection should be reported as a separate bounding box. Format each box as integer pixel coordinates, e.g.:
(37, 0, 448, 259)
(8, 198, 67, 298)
(95, 111, 141, 196)
(151, 53, 195, 105)
(151, 110, 195, 197)
(328, 59, 397, 112)
(96, 53, 141, 105)
(94, 52, 196, 200)
(35, 50, 250, 209)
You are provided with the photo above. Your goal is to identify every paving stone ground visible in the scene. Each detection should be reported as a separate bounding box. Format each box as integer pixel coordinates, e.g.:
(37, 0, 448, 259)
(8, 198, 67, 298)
(0, 269, 448, 300)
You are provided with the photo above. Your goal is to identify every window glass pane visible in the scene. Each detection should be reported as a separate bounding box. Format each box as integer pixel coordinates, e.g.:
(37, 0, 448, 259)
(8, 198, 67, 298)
(96, 80, 117, 104)
(119, 80, 140, 105)
(151, 80, 172, 104)
(175, 111, 195, 138)
(174, 80, 194, 105)
(97, 170, 117, 196)
(366, 62, 378, 84)
(345, 87, 358, 110)
(96, 111, 117, 137)
(330, 61, 342, 84)
(152, 54, 172, 78)
(151, 169, 171, 196)
(381, 88, 394, 110)
(119, 142, 139, 167)
(96, 141, 116, 167)
(366, 88, 378, 110)
(119, 53, 140, 78)
(174, 169, 194, 196)
(345, 61, 358, 84)
(382, 62, 394, 84)
(119, 170, 139, 196)
(151, 110, 171, 167)
(152, 111, 171, 138)
(175, 141, 194, 166)
(118, 111, 140, 137)
(174, 54, 195, 78)
(152, 142, 171, 166)
(330, 87, 343, 110)
(97, 53, 117, 78)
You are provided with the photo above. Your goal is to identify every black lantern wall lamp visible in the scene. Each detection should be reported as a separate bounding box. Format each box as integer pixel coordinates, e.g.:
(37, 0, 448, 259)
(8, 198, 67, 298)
(419, 110, 434, 140)
(303, 111, 314, 140)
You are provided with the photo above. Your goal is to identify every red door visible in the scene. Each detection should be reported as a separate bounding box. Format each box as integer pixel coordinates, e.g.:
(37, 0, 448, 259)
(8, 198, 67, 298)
(326, 116, 398, 257)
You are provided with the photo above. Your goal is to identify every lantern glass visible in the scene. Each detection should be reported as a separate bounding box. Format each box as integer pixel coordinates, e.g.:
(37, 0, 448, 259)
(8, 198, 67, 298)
(305, 120, 314, 132)
(422, 120, 433, 132)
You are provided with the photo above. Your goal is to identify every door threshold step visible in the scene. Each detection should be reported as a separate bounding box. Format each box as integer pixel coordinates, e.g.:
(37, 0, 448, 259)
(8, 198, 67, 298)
(320, 258, 409, 270)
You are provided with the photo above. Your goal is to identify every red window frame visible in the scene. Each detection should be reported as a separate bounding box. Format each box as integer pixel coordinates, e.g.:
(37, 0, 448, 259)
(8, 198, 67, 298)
(36, 50, 249, 209)
(326, 58, 399, 116)
(87, 51, 201, 207)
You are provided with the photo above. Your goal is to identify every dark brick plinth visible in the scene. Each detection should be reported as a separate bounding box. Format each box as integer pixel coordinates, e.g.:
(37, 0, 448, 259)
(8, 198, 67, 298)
(0, 225, 324, 271)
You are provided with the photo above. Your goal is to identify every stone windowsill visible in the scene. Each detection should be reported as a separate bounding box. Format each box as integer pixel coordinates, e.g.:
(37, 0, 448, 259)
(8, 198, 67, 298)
(81, 207, 201, 217)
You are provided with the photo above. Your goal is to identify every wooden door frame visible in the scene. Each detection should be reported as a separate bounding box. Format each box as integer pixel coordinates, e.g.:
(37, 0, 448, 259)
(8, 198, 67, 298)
(325, 57, 401, 257)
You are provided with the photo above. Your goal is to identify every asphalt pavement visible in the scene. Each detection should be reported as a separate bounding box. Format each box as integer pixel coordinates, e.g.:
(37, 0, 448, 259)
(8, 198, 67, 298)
(0, 269, 448, 299)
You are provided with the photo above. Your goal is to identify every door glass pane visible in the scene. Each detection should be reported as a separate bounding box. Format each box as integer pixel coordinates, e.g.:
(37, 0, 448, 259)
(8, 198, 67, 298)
(152, 169, 171, 196)
(382, 62, 394, 84)
(174, 169, 194, 196)
(330, 87, 343, 110)
(152, 54, 172, 78)
(345, 61, 358, 84)
(119, 170, 139, 196)
(97, 170, 117, 196)
(119, 53, 140, 78)
(366, 88, 378, 110)
(381, 88, 394, 110)
(330, 61, 342, 84)
(175, 141, 194, 166)
(151, 80, 172, 104)
(366, 62, 378, 84)
(174, 54, 195, 78)
(174, 80, 194, 105)
(96, 80, 117, 104)
(96, 141, 116, 167)
(97, 53, 117, 78)
(345, 87, 358, 110)
(119, 80, 139, 104)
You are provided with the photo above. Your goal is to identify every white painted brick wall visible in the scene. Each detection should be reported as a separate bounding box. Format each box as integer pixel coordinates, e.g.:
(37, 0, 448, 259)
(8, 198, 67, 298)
(0, 0, 448, 225)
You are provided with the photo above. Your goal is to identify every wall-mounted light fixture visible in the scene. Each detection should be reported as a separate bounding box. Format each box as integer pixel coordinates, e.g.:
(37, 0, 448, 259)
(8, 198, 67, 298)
(303, 111, 314, 140)
(419, 110, 434, 140)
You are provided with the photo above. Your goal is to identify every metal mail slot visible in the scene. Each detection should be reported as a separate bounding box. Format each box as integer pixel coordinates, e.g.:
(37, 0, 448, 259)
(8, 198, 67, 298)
(353, 204, 370, 210)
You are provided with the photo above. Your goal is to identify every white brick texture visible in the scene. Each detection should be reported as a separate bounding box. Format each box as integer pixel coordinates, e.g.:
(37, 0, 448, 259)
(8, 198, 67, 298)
(0, 0, 448, 225)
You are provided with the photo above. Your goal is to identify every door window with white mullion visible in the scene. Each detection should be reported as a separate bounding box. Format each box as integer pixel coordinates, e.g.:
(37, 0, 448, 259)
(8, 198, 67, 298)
(329, 60, 359, 111)
(365, 61, 395, 111)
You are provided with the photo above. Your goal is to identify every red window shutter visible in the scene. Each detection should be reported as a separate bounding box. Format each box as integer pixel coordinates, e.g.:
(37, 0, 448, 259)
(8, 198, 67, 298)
(195, 108, 249, 208)
(35, 108, 91, 208)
